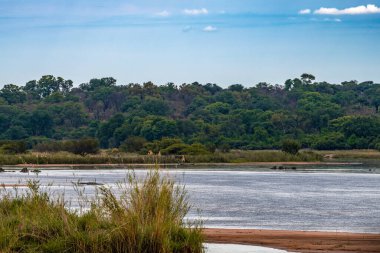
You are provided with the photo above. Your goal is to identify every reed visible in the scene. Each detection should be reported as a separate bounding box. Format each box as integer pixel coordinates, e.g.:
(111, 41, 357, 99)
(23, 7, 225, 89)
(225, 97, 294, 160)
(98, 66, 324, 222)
(0, 170, 204, 253)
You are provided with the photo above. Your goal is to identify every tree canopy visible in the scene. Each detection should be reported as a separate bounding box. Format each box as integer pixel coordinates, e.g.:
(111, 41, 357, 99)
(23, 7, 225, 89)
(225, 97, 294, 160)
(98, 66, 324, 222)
(1, 74, 380, 152)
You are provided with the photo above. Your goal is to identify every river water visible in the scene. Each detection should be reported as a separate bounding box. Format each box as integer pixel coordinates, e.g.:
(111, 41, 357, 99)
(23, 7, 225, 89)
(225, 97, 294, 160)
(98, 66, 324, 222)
(1, 164, 379, 233)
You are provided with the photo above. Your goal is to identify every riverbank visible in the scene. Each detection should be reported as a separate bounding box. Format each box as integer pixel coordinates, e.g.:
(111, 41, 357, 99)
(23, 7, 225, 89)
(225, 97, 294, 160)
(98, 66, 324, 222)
(203, 228, 380, 253)
(0, 161, 362, 170)
(0, 150, 322, 165)
(1, 149, 380, 166)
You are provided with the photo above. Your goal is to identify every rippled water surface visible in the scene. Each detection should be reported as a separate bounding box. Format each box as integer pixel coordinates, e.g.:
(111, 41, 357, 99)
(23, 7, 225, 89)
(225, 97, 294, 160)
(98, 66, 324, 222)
(1, 165, 379, 233)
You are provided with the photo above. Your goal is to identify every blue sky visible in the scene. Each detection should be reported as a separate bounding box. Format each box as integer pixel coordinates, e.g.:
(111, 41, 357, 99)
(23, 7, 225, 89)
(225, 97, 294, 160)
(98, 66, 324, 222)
(1, 0, 380, 87)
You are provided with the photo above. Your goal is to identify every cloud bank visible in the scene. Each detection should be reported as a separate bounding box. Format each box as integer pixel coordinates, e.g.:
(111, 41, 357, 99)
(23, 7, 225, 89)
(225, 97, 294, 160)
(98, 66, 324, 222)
(315, 4, 380, 15)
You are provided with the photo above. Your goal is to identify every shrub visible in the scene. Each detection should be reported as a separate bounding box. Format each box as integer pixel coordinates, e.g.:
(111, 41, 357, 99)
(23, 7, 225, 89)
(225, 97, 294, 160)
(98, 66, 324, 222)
(0, 140, 27, 154)
(281, 139, 301, 155)
(34, 141, 63, 152)
(34, 138, 99, 156)
(119, 136, 147, 153)
(182, 143, 210, 155)
(144, 137, 184, 154)
(161, 143, 189, 155)
(66, 138, 99, 156)
(218, 143, 231, 153)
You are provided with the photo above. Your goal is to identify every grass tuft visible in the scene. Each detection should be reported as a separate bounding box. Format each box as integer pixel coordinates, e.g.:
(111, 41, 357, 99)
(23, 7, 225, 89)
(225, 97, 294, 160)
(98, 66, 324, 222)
(0, 170, 204, 253)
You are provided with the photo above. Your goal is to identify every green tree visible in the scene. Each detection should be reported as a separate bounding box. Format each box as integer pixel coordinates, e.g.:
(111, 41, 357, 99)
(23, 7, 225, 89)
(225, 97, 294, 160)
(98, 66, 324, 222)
(300, 73, 316, 85)
(0, 84, 26, 104)
(28, 110, 54, 136)
(141, 97, 170, 116)
(297, 92, 342, 131)
(97, 113, 125, 148)
(140, 117, 178, 141)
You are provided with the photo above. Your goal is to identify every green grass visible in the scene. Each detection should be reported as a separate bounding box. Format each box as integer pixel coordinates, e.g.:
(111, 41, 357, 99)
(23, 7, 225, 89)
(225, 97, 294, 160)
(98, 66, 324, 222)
(315, 149, 380, 160)
(185, 150, 322, 163)
(0, 170, 204, 253)
(0, 150, 322, 165)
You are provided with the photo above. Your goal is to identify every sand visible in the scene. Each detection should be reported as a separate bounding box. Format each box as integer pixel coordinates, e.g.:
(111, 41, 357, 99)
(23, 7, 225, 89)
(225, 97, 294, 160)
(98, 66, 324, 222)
(203, 228, 380, 253)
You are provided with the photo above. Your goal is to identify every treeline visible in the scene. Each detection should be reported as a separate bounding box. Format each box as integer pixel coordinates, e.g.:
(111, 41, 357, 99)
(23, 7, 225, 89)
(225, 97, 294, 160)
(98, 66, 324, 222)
(1, 74, 380, 153)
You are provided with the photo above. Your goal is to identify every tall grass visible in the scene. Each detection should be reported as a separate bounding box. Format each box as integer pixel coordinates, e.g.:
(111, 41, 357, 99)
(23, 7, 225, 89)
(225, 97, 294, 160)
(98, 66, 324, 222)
(0, 150, 322, 165)
(0, 170, 204, 253)
(186, 150, 322, 163)
(315, 149, 380, 160)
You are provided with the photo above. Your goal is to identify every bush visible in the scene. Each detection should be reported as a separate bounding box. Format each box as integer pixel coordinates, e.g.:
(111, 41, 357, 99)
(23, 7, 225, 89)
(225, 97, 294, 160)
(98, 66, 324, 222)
(281, 139, 301, 155)
(34, 141, 63, 152)
(182, 143, 210, 155)
(119, 136, 147, 153)
(144, 137, 184, 154)
(218, 143, 231, 153)
(161, 143, 210, 155)
(0, 140, 27, 154)
(34, 138, 99, 156)
(67, 138, 99, 155)
(25, 136, 52, 149)
(161, 143, 189, 155)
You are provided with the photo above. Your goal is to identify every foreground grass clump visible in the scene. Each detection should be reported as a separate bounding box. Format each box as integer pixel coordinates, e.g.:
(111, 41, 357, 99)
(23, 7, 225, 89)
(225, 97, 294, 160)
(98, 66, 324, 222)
(0, 171, 203, 253)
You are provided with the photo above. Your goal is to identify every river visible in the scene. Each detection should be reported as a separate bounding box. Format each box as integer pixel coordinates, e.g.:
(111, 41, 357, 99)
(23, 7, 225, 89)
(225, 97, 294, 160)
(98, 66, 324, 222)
(1, 164, 379, 233)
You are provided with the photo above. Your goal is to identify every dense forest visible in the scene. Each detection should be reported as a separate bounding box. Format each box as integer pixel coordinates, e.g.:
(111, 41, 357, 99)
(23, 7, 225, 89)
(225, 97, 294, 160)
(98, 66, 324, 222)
(0, 74, 380, 154)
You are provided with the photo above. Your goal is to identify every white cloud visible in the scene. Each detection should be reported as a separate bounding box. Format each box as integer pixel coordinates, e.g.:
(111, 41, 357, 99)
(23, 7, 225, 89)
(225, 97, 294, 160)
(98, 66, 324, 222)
(299, 9, 311, 15)
(315, 4, 380, 15)
(183, 8, 208, 15)
(203, 25, 217, 32)
(156, 10, 170, 17)
(324, 18, 342, 22)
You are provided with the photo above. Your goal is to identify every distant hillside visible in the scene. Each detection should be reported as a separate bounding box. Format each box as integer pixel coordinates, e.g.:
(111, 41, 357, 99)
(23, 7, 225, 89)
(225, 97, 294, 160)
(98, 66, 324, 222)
(1, 74, 380, 151)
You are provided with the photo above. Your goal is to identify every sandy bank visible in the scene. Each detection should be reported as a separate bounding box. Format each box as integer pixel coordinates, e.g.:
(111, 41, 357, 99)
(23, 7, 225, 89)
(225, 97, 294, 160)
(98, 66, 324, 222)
(203, 228, 380, 253)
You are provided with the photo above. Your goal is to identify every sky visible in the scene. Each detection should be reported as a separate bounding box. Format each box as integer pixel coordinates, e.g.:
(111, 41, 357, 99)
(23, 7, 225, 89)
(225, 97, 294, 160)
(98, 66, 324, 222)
(0, 0, 380, 88)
